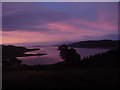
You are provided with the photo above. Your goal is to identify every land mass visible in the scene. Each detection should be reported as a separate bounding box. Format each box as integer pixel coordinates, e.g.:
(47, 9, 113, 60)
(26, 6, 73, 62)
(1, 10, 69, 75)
(68, 40, 119, 48)
(2, 45, 47, 59)
(3, 47, 120, 88)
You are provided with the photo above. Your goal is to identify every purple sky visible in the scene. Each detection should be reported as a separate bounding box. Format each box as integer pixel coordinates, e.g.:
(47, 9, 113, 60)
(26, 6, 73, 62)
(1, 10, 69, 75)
(2, 2, 118, 45)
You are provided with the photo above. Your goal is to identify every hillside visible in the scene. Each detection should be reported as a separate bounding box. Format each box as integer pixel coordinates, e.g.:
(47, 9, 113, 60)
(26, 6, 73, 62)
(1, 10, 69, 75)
(2, 45, 41, 59)
(68, 40, 119, 48)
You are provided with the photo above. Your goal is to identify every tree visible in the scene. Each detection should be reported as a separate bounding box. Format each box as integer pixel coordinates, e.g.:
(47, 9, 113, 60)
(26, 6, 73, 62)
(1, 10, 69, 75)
(58, 45, 81, 64)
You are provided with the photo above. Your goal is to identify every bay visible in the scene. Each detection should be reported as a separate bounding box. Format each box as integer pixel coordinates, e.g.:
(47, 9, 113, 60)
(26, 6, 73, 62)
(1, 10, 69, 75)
(17, 47, 109, 66)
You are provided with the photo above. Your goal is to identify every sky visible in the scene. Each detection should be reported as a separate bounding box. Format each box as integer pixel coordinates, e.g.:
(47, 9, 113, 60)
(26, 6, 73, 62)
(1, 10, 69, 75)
(2, 2, 118, 46)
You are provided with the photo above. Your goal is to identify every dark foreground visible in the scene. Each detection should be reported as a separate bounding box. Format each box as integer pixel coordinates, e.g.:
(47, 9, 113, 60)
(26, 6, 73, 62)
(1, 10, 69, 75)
(2, 46, 120, 89)
(3, 65, 119, 88)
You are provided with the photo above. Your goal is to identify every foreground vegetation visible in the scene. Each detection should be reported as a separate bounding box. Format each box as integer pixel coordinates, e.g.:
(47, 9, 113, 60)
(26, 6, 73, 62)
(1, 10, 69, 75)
(2, 46, 120, 88)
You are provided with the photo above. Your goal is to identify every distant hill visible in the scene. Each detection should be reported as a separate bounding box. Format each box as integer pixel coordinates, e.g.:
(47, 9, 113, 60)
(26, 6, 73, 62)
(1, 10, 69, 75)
(68, 40, 119, 48)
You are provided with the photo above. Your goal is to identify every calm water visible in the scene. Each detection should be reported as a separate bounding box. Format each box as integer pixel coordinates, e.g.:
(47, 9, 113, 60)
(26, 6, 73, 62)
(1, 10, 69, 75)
(17, 47, 108, 66)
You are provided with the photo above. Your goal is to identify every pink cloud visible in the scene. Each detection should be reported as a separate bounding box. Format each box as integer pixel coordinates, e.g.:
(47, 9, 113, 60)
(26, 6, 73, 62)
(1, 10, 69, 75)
(2, 31, 54, 44)
(45, 16, 117, 36)
(47, 23, 75, 32)
(2, 13, 117, 45)
(74, 19, 117, 31)
(2, 4, 117, 45)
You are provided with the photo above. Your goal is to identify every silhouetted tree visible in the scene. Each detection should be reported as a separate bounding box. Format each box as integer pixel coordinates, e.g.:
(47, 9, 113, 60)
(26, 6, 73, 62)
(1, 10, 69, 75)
(69, 48, 81, 64)
(58, 45, 81, 64)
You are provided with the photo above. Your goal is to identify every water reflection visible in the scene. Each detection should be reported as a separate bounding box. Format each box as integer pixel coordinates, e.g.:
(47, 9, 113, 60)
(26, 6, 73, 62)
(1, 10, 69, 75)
(17, 47, 108, 66)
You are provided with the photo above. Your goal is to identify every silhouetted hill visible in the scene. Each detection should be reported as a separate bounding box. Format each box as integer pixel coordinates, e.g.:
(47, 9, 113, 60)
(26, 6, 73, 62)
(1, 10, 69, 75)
(2, 45, 27, 59)
(2, 45, 41, 59)
(2, 45, 47, 66)
(68, 40, 119, 48)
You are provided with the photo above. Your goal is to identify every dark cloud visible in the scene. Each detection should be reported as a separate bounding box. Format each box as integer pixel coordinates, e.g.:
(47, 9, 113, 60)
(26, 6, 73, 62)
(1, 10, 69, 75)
(2, 2, 118, 35)
(2, 2, 73, 31)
